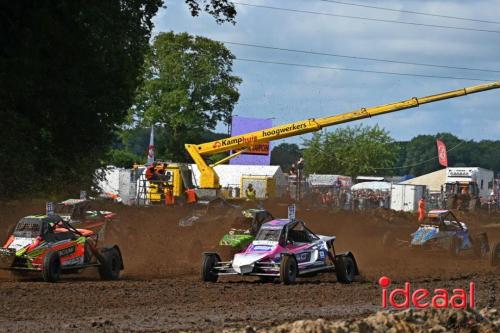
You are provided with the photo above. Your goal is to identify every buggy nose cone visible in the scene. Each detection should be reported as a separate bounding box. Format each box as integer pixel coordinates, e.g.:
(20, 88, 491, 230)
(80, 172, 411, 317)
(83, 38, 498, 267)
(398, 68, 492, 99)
(233, 263, 254, 274)
(411, 227, 438, 245)
(232, 253, 266, 274)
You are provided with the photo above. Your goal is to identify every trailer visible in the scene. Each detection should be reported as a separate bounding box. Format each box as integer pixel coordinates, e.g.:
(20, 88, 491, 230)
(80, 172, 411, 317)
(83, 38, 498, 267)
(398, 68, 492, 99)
(390, 184, 426, 212)
(443, 167, 494, 210)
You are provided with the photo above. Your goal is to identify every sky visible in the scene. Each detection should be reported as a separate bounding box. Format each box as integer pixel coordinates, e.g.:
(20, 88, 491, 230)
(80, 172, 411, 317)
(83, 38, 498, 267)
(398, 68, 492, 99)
(153, 0, 500, 145)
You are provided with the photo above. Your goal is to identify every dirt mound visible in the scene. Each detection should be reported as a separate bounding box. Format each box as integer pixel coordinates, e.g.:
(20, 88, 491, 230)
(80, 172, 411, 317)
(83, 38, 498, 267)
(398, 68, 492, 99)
(227, 307, 500, 333)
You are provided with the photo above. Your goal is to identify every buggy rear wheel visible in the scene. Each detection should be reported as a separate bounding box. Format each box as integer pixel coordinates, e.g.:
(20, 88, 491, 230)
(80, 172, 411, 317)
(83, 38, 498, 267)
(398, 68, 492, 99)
(42, 251, 61, 283)
(490, 241, 500, 267)
(201, 253, 220, 282)
(335, 255, 356, 284)
(98, 247, 123, 280)
(280, 255, 298, 285)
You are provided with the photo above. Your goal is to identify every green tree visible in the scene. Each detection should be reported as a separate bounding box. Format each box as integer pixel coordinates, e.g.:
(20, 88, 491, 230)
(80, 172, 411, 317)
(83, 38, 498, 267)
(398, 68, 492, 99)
(183, 0, 236, 23)
(302, 125, 397, 177)
(106, 126, 228, 166)
(0, 1, 237, 199)
(130, 32, 241, 161)
(271, 143, 302, 172)
(395, 133, 500, 177)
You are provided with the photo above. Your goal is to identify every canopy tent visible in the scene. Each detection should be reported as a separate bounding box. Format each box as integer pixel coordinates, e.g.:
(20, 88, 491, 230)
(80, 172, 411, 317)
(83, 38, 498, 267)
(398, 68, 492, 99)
(400, 169, 446, 193)
(308, 174, 352, 187)
(351, 181, 391, 191)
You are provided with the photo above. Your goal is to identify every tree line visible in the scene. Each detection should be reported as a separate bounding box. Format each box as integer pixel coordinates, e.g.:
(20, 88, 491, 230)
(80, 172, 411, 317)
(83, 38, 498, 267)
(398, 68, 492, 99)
(270, 127, 500, 178)
(2, 1, 497, 200)
(0, 1, 236, 199)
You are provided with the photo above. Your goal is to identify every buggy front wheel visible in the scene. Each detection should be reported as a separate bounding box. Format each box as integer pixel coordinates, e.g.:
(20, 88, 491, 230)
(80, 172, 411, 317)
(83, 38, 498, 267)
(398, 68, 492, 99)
(42, 251, 61, 283)
(335, 255, 356, 284)
(201, 253, 220, 282)
(280, 255, 298, 285)
(98, 247, 123, 280)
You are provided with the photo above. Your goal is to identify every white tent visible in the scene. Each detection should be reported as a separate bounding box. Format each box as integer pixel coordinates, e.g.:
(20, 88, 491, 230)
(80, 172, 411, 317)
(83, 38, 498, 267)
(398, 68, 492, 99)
(400, 169, 446, 193)
(351, 181, 391, 191)
(308, 174, 352, 187)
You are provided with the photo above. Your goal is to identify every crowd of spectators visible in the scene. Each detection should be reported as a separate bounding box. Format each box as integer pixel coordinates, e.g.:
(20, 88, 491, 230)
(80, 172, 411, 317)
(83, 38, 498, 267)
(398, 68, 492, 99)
(351, 189, 391, 210)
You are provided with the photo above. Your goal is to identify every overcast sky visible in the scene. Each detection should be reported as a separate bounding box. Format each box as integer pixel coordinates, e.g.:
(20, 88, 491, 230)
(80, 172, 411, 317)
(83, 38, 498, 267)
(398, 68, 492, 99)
(153, 0, 500, 145)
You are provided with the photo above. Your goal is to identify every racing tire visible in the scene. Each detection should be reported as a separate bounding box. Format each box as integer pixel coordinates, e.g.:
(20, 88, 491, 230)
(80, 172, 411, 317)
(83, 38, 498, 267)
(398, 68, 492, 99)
(280, 255, 298, 285)
(449, 237, 460, 258)
(473, 233, 489, 258)
(335, 255, 356, 284)
(98, 247, 122, 281)
(490, 241, 500, 267)
(201, 253, 220, 283)
(42, 251, 61, 283)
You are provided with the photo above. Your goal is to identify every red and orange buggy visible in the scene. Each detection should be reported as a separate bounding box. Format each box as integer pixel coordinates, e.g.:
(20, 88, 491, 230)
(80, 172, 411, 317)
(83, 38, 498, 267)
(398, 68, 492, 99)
(0, 214, 123, 282)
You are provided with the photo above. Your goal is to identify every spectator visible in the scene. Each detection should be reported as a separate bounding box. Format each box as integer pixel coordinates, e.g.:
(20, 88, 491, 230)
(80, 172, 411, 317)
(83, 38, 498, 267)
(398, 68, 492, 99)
(339, 189, 347, 209)
(145, 162, 158, 181)
(185, 188, 197, 204)
(245, 184, 256, 201)
(418, 196, 426, 222)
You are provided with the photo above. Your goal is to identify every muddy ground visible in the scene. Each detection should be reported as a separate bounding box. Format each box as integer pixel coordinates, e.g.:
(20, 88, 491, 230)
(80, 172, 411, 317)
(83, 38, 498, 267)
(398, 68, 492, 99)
(0, 201, 499, 332)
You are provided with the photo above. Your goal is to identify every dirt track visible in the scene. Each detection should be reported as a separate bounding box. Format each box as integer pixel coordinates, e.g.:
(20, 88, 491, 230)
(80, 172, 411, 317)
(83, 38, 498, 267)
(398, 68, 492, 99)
(0, 201, 499, 332)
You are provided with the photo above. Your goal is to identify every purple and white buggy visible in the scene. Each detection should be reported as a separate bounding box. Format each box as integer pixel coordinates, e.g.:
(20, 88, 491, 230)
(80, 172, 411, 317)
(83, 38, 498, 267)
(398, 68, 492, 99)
(201, 219, 359, 284)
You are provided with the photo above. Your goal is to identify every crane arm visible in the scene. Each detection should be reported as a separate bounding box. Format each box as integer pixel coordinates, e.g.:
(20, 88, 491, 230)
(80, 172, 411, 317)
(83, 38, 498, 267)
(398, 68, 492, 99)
(186, 81, 500, 189)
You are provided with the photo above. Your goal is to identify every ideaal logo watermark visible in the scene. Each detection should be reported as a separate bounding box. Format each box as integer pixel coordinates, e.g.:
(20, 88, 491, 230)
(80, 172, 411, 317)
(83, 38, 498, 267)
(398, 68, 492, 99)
(379, 276, 475, 309)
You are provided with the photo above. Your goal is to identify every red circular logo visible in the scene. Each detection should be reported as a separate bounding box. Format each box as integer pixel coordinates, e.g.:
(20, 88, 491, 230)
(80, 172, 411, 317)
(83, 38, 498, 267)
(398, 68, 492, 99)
(378, 276, 391, 288)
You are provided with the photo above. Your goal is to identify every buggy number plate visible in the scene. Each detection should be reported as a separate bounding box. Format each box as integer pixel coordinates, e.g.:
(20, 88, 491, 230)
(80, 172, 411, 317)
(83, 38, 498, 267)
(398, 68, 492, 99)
(59, 246, 76, 257)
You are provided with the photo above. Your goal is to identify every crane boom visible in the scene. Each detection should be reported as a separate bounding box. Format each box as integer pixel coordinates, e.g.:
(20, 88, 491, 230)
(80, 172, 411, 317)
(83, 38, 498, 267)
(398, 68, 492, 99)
(185, 81, 500, 190)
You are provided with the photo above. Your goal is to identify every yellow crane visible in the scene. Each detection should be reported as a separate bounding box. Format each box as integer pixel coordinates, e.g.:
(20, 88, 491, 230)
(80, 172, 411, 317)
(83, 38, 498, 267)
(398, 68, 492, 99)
(185, 81, 500, 196)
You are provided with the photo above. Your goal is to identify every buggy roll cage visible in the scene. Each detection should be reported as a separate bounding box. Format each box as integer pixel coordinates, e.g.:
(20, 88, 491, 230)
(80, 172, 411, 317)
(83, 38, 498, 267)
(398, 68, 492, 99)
(424, 211, 464, 230)
(49, 215, 84, 237)
(282, 220, 320, 245)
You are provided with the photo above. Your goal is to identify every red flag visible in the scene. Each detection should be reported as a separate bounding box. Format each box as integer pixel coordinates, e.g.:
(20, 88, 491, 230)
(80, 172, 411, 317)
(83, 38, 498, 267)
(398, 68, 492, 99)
(436, 139, 448, 167)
